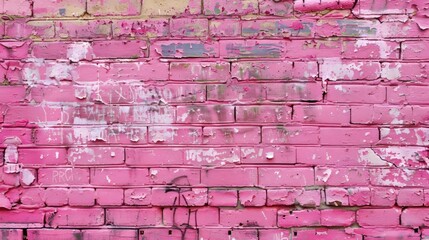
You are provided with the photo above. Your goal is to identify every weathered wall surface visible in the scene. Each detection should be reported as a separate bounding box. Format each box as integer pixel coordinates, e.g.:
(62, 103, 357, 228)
(0, 0, 429, 239)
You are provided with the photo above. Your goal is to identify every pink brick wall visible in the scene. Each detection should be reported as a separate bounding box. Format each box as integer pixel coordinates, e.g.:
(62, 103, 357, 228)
(0, 0, 429, 239)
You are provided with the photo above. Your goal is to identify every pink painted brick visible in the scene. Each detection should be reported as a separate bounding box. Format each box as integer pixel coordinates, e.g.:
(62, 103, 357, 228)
(370, 168, 429, 187)
(5, 20, 54, 39)
(259, 168, 314, 187)
(356, 0, 415, 15)
(38, 168, 89, 186)
(44, 188, 68, 206)
(352, 105, 413, 125)
(139, 229, 197, 239)
(232, 61, 317, 80)
(220, 208, 277, 227)
(327, 85, 385, 103)
(126, 148, 183, 166)
(170, 62, 230, 82)
(152, 40, 219, 58)
(320, 60, 381, 81)
(201, 168, 257, 187)
(381, 19, 429, 38)
(203, 126, 261, 145)
(342, 40, 400, 59)
(258, 0, 293, 16)
(95, 188, 124, 206)
(355, 228, 420, 240)
(241, 146, 296, 164)
(284, 40, 342, 59)
(325, 187, 349, 206)
(293, 105, 350, 124)
(220, 40, 286, 58)
(148, 168, 200, 185)
(106, 61, 169, 81)
(349, 187, 371, 206)
(45, 208, 104, 227)
(294, 229, 360, 240)
(320, 127, 379, 146)
(90, 168, 149, 186)
(171, 18, 208, 37)
(207, 83, 266, 103)
(316, 167, 370, 186)
(242, 19, 314, 37)
(266, 188, 302, 206)
(33, 0, 86, 17)
(19, 148, 67, 166)
(397, 188, 424, 206)
(278, 209, 321, 227)
(402, 41, 429, 59)
(82, 229, 138, 240)
(381, 63, 429, 82)
(0, 42, 30, 59)
(5, 105, 59, 126)
(87, 0, 141, 16)
(379, 127, 429, 146)
(92, 40, 147, 59)
(3, 0, 31, 16)
(0, 209, 44, 227)
(295, 0, 354, 12)
(296, 189, 322, 207)
(239, 189, 266, 206)
(262, 126, 319, 144)
(199, 229, 258, 240)
(55, 20, 112, 39)
(113, 19, 170, 38)
(184, 147, 240, 166)
(31, 42, 92, 60)
(106, 208, 162, 226)
(371, 187, 397, 206)
(357, 208, 401, 227)
(124, 188, 151, 206)
(0, 128, 32, 144)
(208, 189, 237, 206)
(402, 208, 429, 227)
(68, 188, 95, 206)
(314, 19, 380, 38)
(0, 229, 22, 240)
(149, 126, 202, 144)
(0, 86, 26, 103)
(321, 209, 355, 226)
(177, 105, 234, 123)
(20, 188, 45, 207)
(203, 0, 258, 15)
(209, 19, 241, 37)
(388, 86, 429, 104)
(149, 188, 178, 206)
(266, 83, 323, 102)
(67, 147, 124, 165)
(27, 229, 81, 240)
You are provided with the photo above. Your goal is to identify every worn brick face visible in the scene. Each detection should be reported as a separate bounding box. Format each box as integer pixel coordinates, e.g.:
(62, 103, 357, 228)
(0, 0, 428, 238)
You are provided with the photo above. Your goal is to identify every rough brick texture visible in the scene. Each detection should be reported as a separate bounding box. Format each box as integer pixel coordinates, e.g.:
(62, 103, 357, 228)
(1, 0, 429, 239)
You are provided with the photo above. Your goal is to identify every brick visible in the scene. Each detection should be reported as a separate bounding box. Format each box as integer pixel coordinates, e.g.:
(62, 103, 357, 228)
(68, 188, 95, 206)
(236, 105, 292, 123)
(320, 60, 381, 81)
(177, 105, 234, 123)
(388, 86, 429, 104)
(320, 128, 378, 146)
(321, 209, 355, 226)
(38, 168, 89, 186)
(4, 105, 63, 126)
(148, 168, 200, 185)
(209, 19, 241, 37)
(402, 208, 429, 227)
(67, 147, 124, 165)
(95, 188, 124, 206)
(0, 229, 23, 240)
(232, 61, 317, 80)
(355, 0, 415, 15)
(325, 187, 349, 206)
(379, 128, 429, 146)
(124, 188, 151, 206)
(3, 0, 31, 16)
(20, 188, 45, 207)
(381, 19, 429, 38)
(141, 0, 201, 16)
(241, 146, 296, 164)
(148, 126, 202, 144)
(402, 41, 429, 59)
(397, 188, 424, 206)
(328, 85, 386, 103)
(239, 189, 266, 206)
(44, 188, 68, 206)
(266, 188, 302, 206)
(152, 41, 218, 58)
(293, 105, 350, 125)
(201, 168, 257, 186)
(0, 42, 30, 59)
(170, 62, 230, 82)
(112, 19, 170, 38)
(220, 208, 277, 227)
(19, 148, 67, 166)
(348, 187, 371, 206)
(92, 40, 147, 59)
(87, 0, 141, 16)
(203, 126, 261, 145)
(27, 230, 81, 240)
(171, 18, 208, 37)
(293, 229, 359, 240)
(5, 20, 54, 39)
(278, 209, 321, 227)
(90, 168, 149, 186)
(203, 0, 258, 15)
(370, 168, 429, 187)
(33, 0, 86, 17)
(266, 82, 323, 102)
(220, 40, 286, 58)
(184, 148, 240, 166)
(208, 189, 237, 206)
(284, 40, 342, 59)
(259, 168, 314, 186)
(371, 187, 397, 206)
(351, 105, 413, 125)
(0, 209, 44, 227)
(381, 62, 429, 82)
(207, 83, 265, 103)
(315, 19, 380, 38)
(262, 126, 319, 144)
(342, 40, 400, 59)
(126, 148, 183, 166)
(258, 0, 293, 16)
(106, 208, 162, 226)
(242, 19, 313, 37)
(139, 229, 198, 239)
(200, 229, 258, 239)
(82, 230, 138, 240)
(316, 167, 370, 186)
(357, 208, 401, 227)
(55, 20, 112, 39)
(45, 208, 104, 227)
